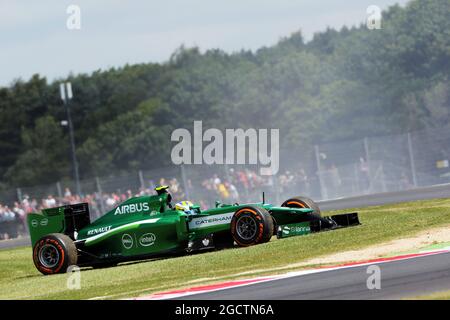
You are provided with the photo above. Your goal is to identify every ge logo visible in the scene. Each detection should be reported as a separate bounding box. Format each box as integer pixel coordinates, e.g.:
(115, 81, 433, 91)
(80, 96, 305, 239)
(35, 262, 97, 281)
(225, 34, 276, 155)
(121, 234, 134, 249)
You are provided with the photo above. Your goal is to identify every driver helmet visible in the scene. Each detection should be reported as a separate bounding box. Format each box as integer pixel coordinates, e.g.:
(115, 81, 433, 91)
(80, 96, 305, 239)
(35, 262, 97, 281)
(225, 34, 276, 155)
(175, 201, 194, 214)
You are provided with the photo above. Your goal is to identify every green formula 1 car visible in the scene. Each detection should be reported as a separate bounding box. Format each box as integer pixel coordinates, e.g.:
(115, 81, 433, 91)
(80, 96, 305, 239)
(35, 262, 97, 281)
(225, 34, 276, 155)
(27, 186, 360, 275)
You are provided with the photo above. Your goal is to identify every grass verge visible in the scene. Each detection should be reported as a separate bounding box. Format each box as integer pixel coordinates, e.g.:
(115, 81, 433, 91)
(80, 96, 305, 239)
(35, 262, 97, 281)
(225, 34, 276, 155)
(406, 290, 450, 300)
(2, 198, 450, 299)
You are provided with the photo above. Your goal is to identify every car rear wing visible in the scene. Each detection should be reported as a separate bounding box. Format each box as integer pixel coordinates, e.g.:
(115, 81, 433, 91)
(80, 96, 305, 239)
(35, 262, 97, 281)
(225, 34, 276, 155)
(27, 203, 91, 247)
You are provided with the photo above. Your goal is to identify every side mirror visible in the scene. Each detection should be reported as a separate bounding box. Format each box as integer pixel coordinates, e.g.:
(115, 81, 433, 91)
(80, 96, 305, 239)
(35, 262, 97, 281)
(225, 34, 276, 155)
(215, 200, 221, 208)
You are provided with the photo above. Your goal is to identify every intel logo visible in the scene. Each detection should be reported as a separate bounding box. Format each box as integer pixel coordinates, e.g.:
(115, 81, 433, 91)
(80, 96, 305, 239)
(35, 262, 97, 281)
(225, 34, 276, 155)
(139, 233, 156, 247)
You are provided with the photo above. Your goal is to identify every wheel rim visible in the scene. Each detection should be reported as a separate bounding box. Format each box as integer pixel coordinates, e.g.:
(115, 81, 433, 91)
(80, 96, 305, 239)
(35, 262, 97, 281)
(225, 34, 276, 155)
(236, 215, 257, 240)
(38, 244, 60, 268)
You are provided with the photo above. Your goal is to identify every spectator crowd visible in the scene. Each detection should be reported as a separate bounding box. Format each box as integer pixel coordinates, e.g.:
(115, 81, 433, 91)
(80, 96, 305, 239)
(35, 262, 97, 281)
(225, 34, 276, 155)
(0, 166, 315, 240)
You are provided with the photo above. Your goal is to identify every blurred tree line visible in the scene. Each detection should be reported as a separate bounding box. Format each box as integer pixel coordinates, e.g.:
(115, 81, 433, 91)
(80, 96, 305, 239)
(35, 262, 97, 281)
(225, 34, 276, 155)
(1, 0, 449, 188)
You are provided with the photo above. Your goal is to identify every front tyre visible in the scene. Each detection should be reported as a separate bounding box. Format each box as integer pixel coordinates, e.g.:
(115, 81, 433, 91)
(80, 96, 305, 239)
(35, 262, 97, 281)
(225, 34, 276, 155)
(231, 206, 273, 247)
(33, 233, 78, 275)
(281, 196, 337, 229)
(281, 196, 321, 216)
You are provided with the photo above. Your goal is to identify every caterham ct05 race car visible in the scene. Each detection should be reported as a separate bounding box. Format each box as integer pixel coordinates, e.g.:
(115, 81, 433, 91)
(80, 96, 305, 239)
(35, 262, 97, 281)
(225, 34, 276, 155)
(27, 186, 360, 275)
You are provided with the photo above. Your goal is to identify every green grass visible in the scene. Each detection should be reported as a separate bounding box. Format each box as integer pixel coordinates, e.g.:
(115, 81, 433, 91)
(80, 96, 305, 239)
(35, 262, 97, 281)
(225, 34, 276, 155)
(406, 290, 450, 300)
(2, 198, 450, 300)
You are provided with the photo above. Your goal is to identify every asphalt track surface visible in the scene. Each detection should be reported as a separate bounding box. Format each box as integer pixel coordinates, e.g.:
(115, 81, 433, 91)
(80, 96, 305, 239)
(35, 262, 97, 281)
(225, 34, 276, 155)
(175, 183, 450, 300)
(179, 252, 450, 300)
(0, 237, 29, 249)
(317, 182, 450, 211)
(3, 183, 450, 250)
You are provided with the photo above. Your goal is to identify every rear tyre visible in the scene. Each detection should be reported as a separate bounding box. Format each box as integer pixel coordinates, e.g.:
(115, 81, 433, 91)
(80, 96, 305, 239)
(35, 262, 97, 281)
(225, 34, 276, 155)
(281, 196, 321, 216)
(33, 233, 78, 275)
(231, 206, 273, 247)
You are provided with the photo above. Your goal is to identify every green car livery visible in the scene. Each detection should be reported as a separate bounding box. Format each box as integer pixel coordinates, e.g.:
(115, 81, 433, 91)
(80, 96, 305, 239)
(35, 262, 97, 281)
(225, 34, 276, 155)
(27, 186, 360, 275)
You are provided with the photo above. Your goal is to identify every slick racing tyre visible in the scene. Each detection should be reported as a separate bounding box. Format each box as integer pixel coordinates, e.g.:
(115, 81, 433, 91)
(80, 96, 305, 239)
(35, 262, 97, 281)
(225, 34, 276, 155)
(33, 233, 78, 275)
(282, 196, 338, 230)
(231, 206, 273, 247)
(281, 196, 321, 216)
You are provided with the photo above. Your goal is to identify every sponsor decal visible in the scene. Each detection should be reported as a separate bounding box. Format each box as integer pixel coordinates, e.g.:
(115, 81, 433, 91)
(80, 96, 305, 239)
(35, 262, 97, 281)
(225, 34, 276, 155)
(40, 218, 48, 226)
(87, 226, 112, 236)
(278, 223, 311, 238)
(114, 202, 150, 215)
(283, 225, 310, 234)
(139, 233, 156, 247)
(188, 212, 234, 229)
(83, 218, 160, 245)
(121, 233, 134, 249)
(31, 219, 38, 228)
(149, 210, 159, 217)
(202, 238, 210, 247)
